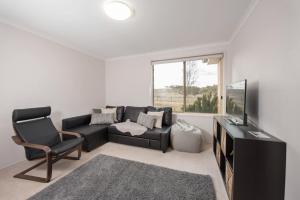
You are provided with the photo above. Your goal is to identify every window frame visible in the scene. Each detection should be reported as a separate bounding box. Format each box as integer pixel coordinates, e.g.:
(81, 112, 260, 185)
(151, 53, 224, 114)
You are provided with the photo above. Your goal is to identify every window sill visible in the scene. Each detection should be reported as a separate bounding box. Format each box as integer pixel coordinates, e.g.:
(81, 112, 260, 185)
(174, 112, 224, 117)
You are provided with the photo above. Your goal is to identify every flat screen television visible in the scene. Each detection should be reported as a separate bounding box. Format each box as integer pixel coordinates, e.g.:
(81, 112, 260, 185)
(226, 79, 247, 125)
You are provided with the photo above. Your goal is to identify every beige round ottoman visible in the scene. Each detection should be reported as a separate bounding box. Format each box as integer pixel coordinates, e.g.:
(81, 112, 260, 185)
(171, 120, 203, 153)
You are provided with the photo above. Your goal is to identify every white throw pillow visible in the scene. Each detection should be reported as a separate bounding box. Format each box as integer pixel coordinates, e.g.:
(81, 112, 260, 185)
(101, 108, 117, 122)
(137, 112, 156, 129)
(147, 111, 164, 128)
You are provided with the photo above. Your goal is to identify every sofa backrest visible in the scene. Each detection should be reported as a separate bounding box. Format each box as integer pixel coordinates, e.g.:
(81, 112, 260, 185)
(123, 106, 147, 122)
(120, 106, 172, 126)
(62, 114, 91, 130)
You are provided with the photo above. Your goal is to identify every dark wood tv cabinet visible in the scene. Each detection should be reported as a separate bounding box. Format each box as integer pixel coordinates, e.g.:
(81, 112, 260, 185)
(213, 116, 286, 200)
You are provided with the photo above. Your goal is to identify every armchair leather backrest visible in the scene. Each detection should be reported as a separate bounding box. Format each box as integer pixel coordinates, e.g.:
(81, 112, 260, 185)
(12, 107, 61, 160)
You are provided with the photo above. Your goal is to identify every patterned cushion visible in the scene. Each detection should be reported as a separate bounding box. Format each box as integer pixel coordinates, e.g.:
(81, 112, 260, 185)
(147, 111, 164, 128)
(101, 108, 117, 122)
(106, 106, 125, 122)
(147, 106, 172, 126)
(137, 112, 156, 129)
(90, 113, 114, 125)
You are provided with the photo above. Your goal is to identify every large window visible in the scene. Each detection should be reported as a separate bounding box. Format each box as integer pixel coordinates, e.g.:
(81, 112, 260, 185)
(153, 54, 223, 113)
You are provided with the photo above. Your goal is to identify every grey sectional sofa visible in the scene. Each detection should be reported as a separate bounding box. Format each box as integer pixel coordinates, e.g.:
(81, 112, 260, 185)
(62, 106, 172, 153)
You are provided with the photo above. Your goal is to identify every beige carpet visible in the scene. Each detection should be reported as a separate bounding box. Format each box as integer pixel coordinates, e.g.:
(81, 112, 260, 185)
(0, 143, 228, 200)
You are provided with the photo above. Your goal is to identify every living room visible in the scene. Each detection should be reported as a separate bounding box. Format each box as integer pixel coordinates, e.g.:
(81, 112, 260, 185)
(0, 0, 299, 200)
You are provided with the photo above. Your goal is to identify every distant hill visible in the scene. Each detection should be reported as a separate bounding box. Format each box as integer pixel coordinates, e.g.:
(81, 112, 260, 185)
(155, 84, 217, 96)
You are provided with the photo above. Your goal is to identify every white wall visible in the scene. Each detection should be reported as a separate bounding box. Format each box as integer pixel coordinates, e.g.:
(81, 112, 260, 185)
(105, 43, 229, 136)
(228, 0, 300, 199)
(0, 22, 106, 169)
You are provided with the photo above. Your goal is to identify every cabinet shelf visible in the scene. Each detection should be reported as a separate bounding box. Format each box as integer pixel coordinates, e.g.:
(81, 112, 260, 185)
(213, 117, 286, 200)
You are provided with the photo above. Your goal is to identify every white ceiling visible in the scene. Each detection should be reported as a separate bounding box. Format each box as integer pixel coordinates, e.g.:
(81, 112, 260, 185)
(0, 0, 252, 59)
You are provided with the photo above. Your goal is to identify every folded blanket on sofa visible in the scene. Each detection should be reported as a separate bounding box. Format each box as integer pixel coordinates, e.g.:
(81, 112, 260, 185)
(111, 121, 147, 136)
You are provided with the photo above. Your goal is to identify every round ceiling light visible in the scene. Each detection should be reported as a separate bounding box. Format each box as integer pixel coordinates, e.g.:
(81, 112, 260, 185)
(103, 1, 134, 21)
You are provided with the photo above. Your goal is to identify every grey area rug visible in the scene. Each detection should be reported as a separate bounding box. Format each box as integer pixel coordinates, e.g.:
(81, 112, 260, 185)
(29, 155, 216, 200)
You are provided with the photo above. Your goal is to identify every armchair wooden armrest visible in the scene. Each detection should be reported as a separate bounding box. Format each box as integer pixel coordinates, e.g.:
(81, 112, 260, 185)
(11, 135, 51, 153)
(58, 130, 81, 138)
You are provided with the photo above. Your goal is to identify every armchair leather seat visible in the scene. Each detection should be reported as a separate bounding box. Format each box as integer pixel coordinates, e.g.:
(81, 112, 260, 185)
(51, 137, 83, 155)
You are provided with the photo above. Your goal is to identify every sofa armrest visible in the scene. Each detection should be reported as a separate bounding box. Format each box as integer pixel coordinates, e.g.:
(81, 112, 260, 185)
(62, 114, 91, 130)
(161, 126, 171, 153)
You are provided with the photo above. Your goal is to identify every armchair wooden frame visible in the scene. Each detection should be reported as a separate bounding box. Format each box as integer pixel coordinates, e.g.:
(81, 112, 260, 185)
(12, 131, 82, 183)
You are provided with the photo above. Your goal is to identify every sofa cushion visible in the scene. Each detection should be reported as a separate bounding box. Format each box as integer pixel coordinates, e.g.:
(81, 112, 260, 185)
(106, 106, 125, 122)
(137, 112, 155, 129)
(123, 106, 147, 122)
(71, 124, 108, 136)
(107, 125, 171, 140)
(68, 124, 109, 151)
(147, 106, 172, 126)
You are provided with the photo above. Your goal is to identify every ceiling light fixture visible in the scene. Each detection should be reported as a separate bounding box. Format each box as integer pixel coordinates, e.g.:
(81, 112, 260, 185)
(103, 0, 134, 21)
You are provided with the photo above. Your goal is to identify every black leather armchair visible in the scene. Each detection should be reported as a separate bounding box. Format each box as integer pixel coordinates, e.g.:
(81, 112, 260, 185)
(12, 106, 83, 183)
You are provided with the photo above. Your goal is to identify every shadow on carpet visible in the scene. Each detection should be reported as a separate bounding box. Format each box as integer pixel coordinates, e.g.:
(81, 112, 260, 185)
(29, 154, 216, 200)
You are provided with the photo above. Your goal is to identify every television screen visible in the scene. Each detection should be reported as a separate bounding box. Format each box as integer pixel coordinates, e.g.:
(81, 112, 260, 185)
(226, 80, 247, 121)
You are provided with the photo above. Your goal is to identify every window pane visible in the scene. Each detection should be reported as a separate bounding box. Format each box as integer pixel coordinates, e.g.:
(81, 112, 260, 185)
(153, 62, 184, 112)
(185, 59, 218, 113)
